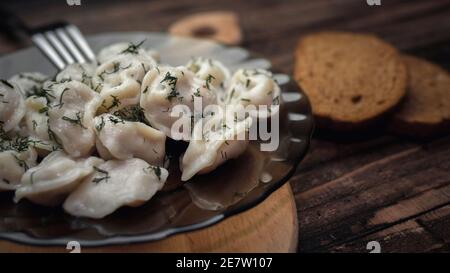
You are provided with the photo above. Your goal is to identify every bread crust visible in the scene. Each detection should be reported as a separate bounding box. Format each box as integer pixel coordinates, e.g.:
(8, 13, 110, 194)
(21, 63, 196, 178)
(389, 55, 450, 138)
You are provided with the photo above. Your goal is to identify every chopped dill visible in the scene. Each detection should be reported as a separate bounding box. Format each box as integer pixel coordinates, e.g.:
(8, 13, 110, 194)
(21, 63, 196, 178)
(0, 79, 13, 88)
(54, 87, 70, 108)
(13, 154, 29, 171)
(113, 105, 146, 123)
(95, 116, 105, 132)
(92, 166, 110, 184)
(193, 88, 201, 97)
(32, 120, 38, 131)
(39, 106, 49, 114)
(272, 95, 280, 105)
(62, 112, 87, 129)
(120, 40, 146, 55)
(107, 95, 121, 110)
(146, 166, 162, 181)
(160, 72, 179, 101)
(108, 115, 125, 125)
(204, 74, 215, 90)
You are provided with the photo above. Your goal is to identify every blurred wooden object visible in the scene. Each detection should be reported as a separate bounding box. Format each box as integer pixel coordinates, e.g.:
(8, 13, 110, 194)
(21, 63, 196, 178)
(0, 184, 298, 253)
(169, 11, 242, 45)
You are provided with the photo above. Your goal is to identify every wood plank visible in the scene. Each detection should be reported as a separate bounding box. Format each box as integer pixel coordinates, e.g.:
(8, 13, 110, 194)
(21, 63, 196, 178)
(330, 219, 444, 253)
(330, 204, 450, 253)
(296, 136, 450, 251)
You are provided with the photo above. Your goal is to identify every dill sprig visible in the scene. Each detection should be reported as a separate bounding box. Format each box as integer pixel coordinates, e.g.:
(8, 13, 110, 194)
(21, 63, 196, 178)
(145, 166, 162, 181)
(54, 87, 70, 108)
(92, 166, 110, 184)
(204, 74, 215, 90)
(160, 72, 179, 101)
(107, 95, 121, 110)
(0, 79, 13, 88)
(108, 115, 125, 125)
(31, 87, 56, 101)
(95, 116, 106, 132)
(120, 40, 146, 55)
(113, 105, 146, 123)
(61, 112, 87, 129)
(13, 154, 29, 171)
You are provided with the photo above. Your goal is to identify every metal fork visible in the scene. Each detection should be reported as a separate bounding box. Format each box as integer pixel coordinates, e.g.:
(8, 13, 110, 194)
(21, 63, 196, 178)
(0, 7, 95, 70)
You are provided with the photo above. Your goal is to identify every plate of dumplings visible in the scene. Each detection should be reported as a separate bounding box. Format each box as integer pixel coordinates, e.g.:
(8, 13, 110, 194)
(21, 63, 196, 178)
(0, 32, 313, 247)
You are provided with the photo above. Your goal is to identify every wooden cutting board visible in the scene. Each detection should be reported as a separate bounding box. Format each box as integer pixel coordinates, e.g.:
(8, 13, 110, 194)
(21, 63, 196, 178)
(0, 183, 298, 253)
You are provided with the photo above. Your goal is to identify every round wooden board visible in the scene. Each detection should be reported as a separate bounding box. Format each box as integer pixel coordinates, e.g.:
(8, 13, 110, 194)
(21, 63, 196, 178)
(0, 183, 298, 253)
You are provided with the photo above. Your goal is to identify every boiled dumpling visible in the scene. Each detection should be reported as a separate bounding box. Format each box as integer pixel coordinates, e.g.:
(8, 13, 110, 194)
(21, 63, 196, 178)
(21, 96, 59, 155)
(140, 66, 217, 140)
(92, 54, 156, 112)
(9, 72, 48, 97)
(0, 139, 37, 191)
(56, 63, 96, 88)
(63, 158, 168, 218)
(93, 41, 157, 112)
(0, 80, 26, 132)
(45, 80, 101, 157)
(186, 57, 230, 89)
(180, 106, 252, 181)
(15, 151, 103, 206)
(225, 69, 281, 116)
(94, 113, 166, 166)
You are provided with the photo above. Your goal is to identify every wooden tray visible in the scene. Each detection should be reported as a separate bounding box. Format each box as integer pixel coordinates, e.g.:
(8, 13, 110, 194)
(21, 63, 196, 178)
(0, 183, 298, 253)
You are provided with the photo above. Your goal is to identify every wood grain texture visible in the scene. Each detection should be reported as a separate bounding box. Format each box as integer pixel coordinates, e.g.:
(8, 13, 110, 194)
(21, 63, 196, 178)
(0, 0, 450, 253)
(0, 184, 298, 253)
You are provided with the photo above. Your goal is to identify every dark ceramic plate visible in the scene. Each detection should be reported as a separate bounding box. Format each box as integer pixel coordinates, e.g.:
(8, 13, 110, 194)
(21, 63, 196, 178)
(0, 32, 313, 247)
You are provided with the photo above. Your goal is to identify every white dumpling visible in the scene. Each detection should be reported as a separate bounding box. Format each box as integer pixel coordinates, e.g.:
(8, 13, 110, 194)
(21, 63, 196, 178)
(15, 151, 103, 206)
(0, 141, 37, 191)
(9, 72, 48, 97)
(180, 106, 252, 181)
(225, 69, 281, 115)
(63, 158, 168, 219)
(0, 80, 26, 132)
(92, 54, 156, 112)
(46, 80, 101, 157)
(21, 96, 59, 155)
(56, 63, 96, 88)
(94, 113, 166, 166)
(140, 66, 217, 140)
(186, 57, 230, 89)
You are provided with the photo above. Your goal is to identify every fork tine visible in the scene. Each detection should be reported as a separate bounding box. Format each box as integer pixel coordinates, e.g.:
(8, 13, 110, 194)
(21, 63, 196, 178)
(65, 25, 95, 62)
(32, 33, 66, 70)
(45, 31, 75, 65)
(55, 28, 86, 64)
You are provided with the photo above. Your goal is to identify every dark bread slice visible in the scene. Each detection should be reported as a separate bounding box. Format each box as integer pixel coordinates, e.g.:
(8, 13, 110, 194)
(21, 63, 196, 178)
(294, 32, 407, 131)
(389, 55, 450, 138)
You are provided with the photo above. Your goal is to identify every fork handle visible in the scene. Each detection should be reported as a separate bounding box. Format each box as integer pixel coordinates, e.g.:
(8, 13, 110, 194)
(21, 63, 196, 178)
(0, 7, 30, 41)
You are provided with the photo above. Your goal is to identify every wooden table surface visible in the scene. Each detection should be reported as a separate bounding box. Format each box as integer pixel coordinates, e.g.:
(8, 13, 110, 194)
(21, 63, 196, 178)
(1, 0, 450, 253)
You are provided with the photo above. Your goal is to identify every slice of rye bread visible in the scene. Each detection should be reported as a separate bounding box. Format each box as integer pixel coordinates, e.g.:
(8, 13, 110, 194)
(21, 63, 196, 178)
(389, 55, 450, 138)
(294, 32, 407, 131)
